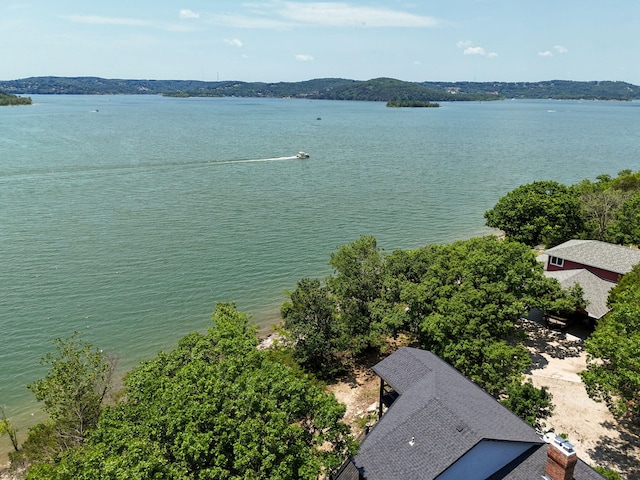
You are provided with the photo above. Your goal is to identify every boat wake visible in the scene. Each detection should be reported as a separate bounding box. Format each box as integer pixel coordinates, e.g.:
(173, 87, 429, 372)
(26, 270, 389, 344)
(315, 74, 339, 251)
(212, 156, 298, 166)
(0, 156, 302, 182)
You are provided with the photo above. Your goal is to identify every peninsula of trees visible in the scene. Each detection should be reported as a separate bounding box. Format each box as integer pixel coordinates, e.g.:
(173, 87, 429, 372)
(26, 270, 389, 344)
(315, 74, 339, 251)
(1, 76, 638, 101)
(0, 91, 31, 106)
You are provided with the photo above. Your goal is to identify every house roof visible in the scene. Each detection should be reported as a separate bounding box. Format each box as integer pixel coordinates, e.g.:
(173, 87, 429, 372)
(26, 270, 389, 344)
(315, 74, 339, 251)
(544, 269, 615, 319)
(544, 240, 640, 275)
(484, 444, 603, 480)
(339, 347, 604, 480)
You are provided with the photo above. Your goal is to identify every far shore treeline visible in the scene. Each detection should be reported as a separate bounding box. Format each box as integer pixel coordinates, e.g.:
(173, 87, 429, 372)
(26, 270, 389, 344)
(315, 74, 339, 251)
(1, 76, 639, 101)
(4, 169, 640, 478)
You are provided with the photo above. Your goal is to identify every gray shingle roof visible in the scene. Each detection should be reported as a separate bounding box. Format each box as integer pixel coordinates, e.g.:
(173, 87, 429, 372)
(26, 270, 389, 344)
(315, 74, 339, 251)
(353, 348, 540, 479)
(544, 240, 640, 275)
(340, 347, 604, 480)
(489, 446, 605, 480)
(544, 269, 615, 319)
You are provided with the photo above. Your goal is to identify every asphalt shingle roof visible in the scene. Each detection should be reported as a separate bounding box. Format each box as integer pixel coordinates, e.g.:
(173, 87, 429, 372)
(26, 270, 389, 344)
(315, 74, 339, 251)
(544, 269, 615, 319)
(544, 240, 640, 275)
(340, 347, 604, 480)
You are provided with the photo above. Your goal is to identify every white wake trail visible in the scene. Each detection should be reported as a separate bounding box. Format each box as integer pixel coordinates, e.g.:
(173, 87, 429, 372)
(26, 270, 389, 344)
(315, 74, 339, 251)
(214, 156, 298, 165)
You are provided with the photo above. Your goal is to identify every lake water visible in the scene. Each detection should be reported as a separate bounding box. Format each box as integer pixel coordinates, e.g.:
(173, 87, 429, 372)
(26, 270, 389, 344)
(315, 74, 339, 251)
(1, 95, 639, 452)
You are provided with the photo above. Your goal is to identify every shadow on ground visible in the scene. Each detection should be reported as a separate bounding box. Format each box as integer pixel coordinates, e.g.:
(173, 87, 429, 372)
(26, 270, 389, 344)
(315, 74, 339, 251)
(519, 317, 589, 373)
(588, 419, 640, 480)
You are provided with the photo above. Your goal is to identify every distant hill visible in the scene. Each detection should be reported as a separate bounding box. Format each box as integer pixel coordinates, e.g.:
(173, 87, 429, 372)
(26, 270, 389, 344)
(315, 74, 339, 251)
(420, 80, 640, 100)
(0, 76, 638, 101)
(310, 77, 497, 102)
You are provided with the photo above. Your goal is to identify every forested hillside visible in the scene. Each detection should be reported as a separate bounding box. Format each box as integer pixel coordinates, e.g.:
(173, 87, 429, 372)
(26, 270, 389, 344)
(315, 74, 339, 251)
(421, 80, 640, 100)
(1, 76, 638, 100)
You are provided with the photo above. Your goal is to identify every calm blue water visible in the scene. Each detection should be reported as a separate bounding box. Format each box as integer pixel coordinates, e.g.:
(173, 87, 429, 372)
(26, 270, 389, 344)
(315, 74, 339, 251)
(1, 95, 639, 451)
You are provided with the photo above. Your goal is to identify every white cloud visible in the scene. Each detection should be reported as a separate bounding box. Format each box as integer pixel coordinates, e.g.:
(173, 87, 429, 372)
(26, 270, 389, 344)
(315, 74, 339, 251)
(538, 45, 568, 58)
(209, 2, 441, 28)
(457, 40, 496, 57)
(464, 46, 486, 56)
(295, 54, 314, 62)
(208, 13, 288, 29)
(179, 9, 200, 20)
(276, 2, 440, 27)
(64, 13, 197, 32)
(224, 38, 243, 47)
(65, 15, 152, 27)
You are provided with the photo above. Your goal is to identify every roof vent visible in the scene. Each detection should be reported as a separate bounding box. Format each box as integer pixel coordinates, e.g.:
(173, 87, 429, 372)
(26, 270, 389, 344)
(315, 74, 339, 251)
(552, 436, 575, 455)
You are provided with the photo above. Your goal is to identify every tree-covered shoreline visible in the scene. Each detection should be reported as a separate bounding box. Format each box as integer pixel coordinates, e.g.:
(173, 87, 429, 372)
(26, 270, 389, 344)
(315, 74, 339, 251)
(1, 76, 638, 101)
(0, 91, 31, 106)
(386, 99, 439, 108)
(485, 169, 640, 248)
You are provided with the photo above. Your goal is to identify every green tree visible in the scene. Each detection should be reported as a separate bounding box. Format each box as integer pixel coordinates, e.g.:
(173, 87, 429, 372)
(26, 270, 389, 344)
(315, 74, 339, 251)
(580, 189, 628, 241)
(485, 180, 584, 247)
(327, 235, 388, 353)
(0, 91, 32, 106)
(500, 380, 554, 429)
(26, 333, 115, 452)
(580, 287, 640, 420)
(545, 283, 587, 318)
(281, 278, 344, 376)
(606, 192, 640, 245)
(34, 303, 356, 479)
(0, 406, 19, 451)
(610, 169, 640, 192)
(392, 237, 577, 395)
(593, 466, 623, 480)
(607, 263, 640, 306)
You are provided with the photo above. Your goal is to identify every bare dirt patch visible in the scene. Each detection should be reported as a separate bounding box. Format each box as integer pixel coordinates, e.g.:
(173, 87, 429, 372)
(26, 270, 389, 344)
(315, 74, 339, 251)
(326, 363, 380, 439)
(521, 318, 640, 479)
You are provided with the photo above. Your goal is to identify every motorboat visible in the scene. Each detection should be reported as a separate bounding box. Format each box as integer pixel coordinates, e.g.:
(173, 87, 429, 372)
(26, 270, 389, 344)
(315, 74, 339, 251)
(296, 151, 310, 159)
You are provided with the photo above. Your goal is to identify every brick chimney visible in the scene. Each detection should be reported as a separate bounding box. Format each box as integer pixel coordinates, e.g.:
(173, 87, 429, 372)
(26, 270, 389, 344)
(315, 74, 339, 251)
(545, 436, 578, 480)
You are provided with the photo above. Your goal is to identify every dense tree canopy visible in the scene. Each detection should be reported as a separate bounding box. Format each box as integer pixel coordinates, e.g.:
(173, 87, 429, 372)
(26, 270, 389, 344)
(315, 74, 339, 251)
(0, 91, 32, 105)
(281, 278, 343, 375)
(484, 180, 584, 247)
(327, 235, 389, 354)
(580, 267, 640, 420)
(29, 303, 356, 479)
(386, 236, 575, 396)
(486, 170, 640, 248)
(283, 235, 578, 425)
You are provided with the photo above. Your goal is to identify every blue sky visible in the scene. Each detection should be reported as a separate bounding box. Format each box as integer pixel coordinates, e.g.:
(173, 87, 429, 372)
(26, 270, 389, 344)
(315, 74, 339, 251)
(2, 1, 639, 84)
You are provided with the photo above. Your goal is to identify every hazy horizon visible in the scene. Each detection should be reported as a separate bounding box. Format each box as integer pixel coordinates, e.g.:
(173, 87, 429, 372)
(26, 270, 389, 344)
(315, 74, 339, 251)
(3, 1, 639, 85)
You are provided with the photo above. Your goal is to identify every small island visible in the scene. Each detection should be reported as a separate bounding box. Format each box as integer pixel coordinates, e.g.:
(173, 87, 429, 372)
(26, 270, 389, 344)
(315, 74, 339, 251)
(386, 99, 439, 108)
(0, 91, 32, 106)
